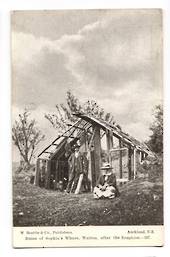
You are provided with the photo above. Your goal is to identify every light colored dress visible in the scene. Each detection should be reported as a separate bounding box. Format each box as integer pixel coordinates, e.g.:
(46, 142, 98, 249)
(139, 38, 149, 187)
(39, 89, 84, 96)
(93, 173, 116, 199)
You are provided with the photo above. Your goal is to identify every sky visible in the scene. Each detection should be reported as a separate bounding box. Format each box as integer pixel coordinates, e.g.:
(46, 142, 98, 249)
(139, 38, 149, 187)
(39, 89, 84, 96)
(11, 9, 163, 161)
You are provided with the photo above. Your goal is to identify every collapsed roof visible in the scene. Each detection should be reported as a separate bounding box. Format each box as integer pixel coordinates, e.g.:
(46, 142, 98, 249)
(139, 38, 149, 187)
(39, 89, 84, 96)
(38, 112, 150, 160)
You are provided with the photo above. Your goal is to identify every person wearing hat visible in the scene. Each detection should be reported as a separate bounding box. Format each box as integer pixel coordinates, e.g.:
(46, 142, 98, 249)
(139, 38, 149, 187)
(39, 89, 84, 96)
(93, 162, 120, 199)
(65, 144, 83, 193)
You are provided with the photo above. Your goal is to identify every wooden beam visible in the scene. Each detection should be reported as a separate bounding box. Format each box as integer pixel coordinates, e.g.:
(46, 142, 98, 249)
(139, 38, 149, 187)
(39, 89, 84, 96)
(45, 160, 51, 189)
(117, 178, 129, 184)
(84, 133, 88, 152)
(110, 147, 128, 152)
(106, 130, 111, 162)
(38, 119, 81, 157)
(88, 128, 96, 150)
(93, 126, 101, 182)
(87, 151, 92, 191)
(106, 130, 114, 162)
(139, 151, 143, 162)
(101, 131, 105, 139)
(119, 139, 123, 179)
(128, 147, 132, 180)
(90, 150, 96, 188)
(106, 130, 111, 150)
(34, 158, 40, 186)
(133, 148, 136, 179)
(61, 135, 79, 139)
(54, 160, 59, 190)
(38, 145, 53, 158)
(110, 131, 114, 148)
(67, 124, 88, 131)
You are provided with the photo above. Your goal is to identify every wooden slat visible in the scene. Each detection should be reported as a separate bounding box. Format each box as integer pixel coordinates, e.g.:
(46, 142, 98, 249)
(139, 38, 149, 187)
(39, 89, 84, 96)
(34, 158, 40, 186)
(117, 178, 129, 183)
(45, 160, 51, 189)
(67, 124, 87, 130)
(54, 160, 58, 190)
(110, 147, 128, 152)
(119, 139, 123, 179)
(93, 126, 101, 181)
(38, 119, 82, 158)
(38, 119, 81, 158)
(88, 127, 96, 150)
(128, 147, 132, 180)
(106, 130, 112, 162)
(90, 150, 96, 188)
(38, 144, 53, 158)
(74, 113, 150, 154)
(133, 148, 136, 179)
(61, 135, 79, 139)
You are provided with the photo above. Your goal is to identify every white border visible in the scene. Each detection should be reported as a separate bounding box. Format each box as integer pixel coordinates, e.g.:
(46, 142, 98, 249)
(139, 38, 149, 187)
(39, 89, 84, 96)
(0, 0, 170, 256)
(13, 226, 164, 248)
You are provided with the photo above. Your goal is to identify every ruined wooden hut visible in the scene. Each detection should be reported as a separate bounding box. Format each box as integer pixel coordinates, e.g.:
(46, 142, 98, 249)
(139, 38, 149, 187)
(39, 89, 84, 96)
(35, 113, 150, 190)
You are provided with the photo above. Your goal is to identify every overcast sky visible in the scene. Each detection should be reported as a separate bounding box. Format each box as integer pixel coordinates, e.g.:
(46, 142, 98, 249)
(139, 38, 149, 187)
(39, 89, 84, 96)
(12, 9, 163, 160)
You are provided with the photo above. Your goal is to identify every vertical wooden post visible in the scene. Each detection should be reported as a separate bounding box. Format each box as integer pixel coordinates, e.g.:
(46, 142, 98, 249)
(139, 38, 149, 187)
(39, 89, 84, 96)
(87, 150, 92, 191)
(84, 133, 87, 152)
(128, 147, 132, 180)
(54, 160, 59, 190)
(131, 149, 134, 179)
(35, 158, 40, 186)
(133, 148, 136, 179)
(45, 160, 51, 189)
(139, 151, 142, 162)
(90, 150, 96, 188)
(110, 131, 114, 149)
(106, 130, 111, 162)
(106, 130, 111, 149)
(93, 126, 101, 182)
(119, 139, 123, 179)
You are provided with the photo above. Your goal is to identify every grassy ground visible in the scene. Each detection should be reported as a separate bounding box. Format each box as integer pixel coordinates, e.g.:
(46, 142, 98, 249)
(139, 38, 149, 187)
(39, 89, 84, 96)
(13, 160, 163, 226)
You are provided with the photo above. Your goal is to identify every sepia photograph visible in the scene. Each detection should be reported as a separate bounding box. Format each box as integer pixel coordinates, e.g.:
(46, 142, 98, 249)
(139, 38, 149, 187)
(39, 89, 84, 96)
(11, 9, 163, 246)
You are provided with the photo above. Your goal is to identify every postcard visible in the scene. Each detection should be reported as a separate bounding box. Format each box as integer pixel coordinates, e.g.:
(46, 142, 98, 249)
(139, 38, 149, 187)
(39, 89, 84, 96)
(12, 9, 163, 247)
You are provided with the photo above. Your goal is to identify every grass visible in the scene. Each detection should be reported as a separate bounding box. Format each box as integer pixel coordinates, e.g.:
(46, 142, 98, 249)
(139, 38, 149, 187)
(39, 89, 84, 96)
(13, 160, 163, 226)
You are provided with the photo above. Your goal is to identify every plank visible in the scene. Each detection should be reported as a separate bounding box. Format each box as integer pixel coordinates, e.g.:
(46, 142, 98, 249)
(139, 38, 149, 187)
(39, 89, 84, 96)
(119, 139, 123, 179)
(93, 126, 101, 182)
(128, 147, 132, 180)
(34, 158, 40, 186)
(45, 160, 51, 189)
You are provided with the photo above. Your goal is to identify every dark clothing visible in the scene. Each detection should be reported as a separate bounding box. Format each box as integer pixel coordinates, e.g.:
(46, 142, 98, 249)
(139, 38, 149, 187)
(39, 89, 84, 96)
(82, 174, 91, 192)
(66, 152, 83, 193)
(68, 152, 83, 175)
(81, 153, 90, 192)
(97, 173, 116, 187)
(96, 173, 120, 197)
(66, 170, 80, 192)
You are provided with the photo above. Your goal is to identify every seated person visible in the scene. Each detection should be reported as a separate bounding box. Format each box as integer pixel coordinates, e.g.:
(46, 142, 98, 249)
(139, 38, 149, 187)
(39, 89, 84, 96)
(93, 162, 120, 199)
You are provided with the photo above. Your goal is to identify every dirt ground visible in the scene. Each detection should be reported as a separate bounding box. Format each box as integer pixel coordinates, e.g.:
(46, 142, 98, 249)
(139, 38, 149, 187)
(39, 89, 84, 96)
(13, 166, 163, 226)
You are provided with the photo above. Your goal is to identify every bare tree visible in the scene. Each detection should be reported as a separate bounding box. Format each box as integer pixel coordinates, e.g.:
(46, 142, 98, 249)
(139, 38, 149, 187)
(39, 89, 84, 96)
(12, 110, 45, 168)
(45, 91, 118, 132)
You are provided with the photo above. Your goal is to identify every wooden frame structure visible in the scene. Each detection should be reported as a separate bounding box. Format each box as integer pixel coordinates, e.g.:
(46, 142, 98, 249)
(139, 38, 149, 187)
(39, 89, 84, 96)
(35, 113, 150, 190)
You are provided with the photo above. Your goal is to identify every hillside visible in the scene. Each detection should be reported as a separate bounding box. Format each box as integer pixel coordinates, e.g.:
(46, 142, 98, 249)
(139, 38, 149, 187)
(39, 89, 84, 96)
(13, 157, 163, 226)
